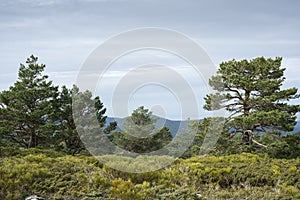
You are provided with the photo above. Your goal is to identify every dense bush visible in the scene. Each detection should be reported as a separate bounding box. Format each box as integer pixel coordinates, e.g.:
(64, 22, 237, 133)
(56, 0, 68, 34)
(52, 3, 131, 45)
(0, 147, 299, 199)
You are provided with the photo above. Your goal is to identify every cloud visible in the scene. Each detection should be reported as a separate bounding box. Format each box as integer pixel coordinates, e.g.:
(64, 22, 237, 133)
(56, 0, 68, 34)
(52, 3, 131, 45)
(18, 0, 58, 6)
(0, 0, 300, 119)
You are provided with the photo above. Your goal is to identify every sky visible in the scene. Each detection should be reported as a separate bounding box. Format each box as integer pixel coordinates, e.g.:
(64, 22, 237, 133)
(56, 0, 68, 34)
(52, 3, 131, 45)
(0, 0, 300, 120)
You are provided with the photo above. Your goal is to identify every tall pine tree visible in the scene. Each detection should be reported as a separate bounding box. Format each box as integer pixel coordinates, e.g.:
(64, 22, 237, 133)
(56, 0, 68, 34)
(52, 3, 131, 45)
(204, 57, 300, 142)
(0, 55, 58, 148)
(55, 85, 117, 155)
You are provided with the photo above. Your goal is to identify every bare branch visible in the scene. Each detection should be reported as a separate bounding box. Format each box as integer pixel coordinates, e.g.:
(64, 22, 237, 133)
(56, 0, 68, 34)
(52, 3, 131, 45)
(252, 139, 268, 148)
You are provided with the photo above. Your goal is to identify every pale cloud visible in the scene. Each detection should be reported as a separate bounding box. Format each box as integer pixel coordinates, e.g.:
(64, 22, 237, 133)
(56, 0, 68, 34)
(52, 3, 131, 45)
(1, 0, 300, 119)
(18, 0, 58, 6)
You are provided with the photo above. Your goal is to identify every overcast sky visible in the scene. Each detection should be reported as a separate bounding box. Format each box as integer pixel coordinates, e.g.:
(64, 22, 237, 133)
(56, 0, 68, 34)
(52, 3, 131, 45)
(1, 0, 300, 119)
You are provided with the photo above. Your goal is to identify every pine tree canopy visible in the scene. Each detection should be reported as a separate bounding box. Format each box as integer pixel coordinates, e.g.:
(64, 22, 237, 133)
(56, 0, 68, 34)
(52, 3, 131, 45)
(204, 57, 300, 138)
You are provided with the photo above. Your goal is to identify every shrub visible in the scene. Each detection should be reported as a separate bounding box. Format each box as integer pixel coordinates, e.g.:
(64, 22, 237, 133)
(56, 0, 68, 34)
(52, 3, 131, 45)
(0, 147, 299, 199)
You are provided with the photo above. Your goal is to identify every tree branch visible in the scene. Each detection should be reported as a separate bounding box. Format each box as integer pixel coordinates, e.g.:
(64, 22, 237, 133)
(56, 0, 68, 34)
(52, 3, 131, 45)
(252, 139, 268, 148)
(224, 85, 244, 101)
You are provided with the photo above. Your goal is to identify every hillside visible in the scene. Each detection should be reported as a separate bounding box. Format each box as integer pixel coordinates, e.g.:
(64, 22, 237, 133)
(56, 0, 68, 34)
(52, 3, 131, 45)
(107, 116, 194, 137)
(1, 147, 299, 199)
(107, 117, 300, 136)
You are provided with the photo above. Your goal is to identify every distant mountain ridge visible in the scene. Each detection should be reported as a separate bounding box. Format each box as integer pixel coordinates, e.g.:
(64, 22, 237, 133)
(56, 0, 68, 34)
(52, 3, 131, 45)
(106, 116, 197, 137)
(106, 117, 300, 136)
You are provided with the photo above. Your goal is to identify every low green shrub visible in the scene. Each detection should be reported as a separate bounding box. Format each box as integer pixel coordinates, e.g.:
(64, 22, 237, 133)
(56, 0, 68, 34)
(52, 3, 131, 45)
(0, 148, 299, 199)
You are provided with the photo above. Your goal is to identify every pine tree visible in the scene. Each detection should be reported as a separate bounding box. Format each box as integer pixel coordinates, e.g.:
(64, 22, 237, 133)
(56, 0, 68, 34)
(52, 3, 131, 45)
(114, 106, 172, 153)
(204, 57, 300, 142)
(55, 85, 117, 155)
(0, 55, 58, 148)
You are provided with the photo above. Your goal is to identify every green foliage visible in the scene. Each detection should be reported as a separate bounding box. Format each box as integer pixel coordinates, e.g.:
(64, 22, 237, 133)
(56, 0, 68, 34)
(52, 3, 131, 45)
(123, 106, 156, 139)
(189, 118, 300, 158)
(0, 56, 116, 154)
(1, 55, 299, 199)
(113, 106, 172, 154)
(265, 132, 300, 159)
(204, 57, 300, 143)
(54, 85, 116, 155)
(98, 154, 175, 174)
(0, 148, 107, 199)
(188, 117, 225, 156)
(0, 55, 59, 148)
(110, 178, 154, 200)
(53, 85, 83, 154)
(1, 148, 299, 199)
(71, 88, 117, 156)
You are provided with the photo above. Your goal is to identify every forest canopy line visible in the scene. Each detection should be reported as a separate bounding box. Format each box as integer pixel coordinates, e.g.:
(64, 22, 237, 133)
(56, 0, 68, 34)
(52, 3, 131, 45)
(0, 55, 299, 158)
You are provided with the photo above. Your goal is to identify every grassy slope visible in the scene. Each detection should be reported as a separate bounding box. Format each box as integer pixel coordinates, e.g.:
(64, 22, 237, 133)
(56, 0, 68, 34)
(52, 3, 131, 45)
(0, 147, 299, 200)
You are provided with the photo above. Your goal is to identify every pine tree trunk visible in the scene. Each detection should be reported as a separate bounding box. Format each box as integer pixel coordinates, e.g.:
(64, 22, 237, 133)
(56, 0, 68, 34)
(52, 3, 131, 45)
(28, 133, 37, 148)
(244, 90, 250, 116)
